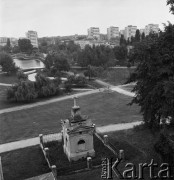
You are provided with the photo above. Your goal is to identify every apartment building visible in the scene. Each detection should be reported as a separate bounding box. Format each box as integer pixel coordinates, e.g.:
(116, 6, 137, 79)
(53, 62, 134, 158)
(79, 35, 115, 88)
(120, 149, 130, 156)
(124, 25, 137, 40)
(145, 24, 159, 36)
(107, 26, 119, 40)
(0, 37, 8, 46)
(87, 27, 100, 40)
(26, 30, 38, 48)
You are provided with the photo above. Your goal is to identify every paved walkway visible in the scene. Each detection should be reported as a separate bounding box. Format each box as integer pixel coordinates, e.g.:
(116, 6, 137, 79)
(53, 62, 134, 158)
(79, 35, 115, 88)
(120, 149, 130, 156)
(0, 121, 143, 153)
(0, 83, 12, 87)
(111, 86, 135, 97)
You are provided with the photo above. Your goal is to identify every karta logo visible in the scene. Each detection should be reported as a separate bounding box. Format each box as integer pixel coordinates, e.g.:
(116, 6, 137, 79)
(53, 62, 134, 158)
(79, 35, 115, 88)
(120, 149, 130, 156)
(101, 158, 174, 179)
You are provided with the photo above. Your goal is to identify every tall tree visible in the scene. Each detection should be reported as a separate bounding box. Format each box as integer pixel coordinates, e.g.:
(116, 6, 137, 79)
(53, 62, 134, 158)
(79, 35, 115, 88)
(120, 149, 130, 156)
(141, 32, 145, 41)
(135, 29, 141, 42)
(18, 39, 33, 53)
(167, 0, 174, 14)
(44, 53, 70, 76)
(120, 34, 127, 46)
(0, 52, 17, 74)
(129, 23, 174, 128)
(7, 38, 11, 48)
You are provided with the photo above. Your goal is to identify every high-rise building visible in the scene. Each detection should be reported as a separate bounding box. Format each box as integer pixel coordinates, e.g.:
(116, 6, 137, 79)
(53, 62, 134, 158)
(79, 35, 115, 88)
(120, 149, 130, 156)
(26, 30, 38, 48)
(124, 25, 137, 40)
(145, 24, 159, 36)
(107, 26, 119, 40)
(87, 27, 100, 40)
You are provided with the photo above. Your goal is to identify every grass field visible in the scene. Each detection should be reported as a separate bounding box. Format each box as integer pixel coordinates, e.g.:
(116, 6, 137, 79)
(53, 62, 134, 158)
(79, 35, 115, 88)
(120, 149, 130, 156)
(0, 73, 18, 84)
(1, 126, 163, 180)
(1, 145, 50, 180)
(0, 92, 141, 144)
(98, 68, 135, 86)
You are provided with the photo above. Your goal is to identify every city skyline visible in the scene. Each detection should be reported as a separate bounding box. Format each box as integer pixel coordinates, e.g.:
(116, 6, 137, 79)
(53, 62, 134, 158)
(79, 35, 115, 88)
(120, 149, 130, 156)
(0, 0, 174, 38)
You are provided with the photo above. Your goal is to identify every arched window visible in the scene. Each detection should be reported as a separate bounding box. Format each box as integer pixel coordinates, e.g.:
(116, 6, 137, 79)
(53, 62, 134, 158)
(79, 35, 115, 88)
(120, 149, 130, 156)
(78, 139, 85, 145)
(77, 139, 85, 151)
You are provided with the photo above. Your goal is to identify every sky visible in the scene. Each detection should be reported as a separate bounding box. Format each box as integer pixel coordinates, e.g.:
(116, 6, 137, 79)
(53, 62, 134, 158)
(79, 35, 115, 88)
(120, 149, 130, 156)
(0, 0, 174, 38)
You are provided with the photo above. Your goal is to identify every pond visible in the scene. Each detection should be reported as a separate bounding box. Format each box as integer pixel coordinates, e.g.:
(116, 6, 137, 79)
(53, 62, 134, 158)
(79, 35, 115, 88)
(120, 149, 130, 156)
(13, 59, 45, 70)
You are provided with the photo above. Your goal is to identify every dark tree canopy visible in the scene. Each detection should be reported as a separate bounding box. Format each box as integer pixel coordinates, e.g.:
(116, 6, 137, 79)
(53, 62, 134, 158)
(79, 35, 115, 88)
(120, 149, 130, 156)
(129, 24, 174, 128)
(141, 32, 145, 41)
(18, 39, 33, 53)
(44, 54, 70, 76)
(135, 29, 141, 42)
(167, 0, 174, 14)
(120, 34, 127, 46)
(0, 52, 17, 74)
(7, 38, 11, 47)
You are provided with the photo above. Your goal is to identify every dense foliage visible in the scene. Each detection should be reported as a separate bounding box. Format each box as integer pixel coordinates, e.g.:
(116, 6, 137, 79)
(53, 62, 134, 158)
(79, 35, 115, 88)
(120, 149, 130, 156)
(44, 54, 70, 76)
(66, 75, 87, 88)
(167, 0, 174, 14)
(77, 45, 128, 67)
(129, 24, 174, 128)
(18, 39, 33, 53)
(7, 74, 61, 102)
(154, 131, 174, 165)
(0, 52, 18, 74)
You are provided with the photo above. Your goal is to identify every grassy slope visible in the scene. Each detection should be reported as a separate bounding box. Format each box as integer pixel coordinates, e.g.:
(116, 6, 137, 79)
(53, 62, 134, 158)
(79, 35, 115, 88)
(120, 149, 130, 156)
(0, 74, 18, 84)
(98, 68, 135, 86)
(0, 92, 141, 144)
(1, 145, 50, 180)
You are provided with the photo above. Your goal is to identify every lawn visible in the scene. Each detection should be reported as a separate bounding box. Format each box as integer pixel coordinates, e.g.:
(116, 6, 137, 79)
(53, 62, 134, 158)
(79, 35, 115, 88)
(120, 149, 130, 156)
(0, 73, 18, 84)
(98, 68, 135, 86)
(1, 145, 50, 180)
(0, 92, 141, 144)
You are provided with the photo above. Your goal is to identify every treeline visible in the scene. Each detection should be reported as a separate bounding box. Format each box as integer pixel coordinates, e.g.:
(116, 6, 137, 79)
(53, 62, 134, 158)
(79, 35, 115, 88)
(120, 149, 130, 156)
(77, 45, 128, 67)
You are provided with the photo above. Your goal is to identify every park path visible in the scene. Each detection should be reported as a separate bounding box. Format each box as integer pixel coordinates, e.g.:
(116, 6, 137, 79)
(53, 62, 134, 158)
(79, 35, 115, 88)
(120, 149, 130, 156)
(0, 121, 142, 153)
(0, 89, 100, 115)
(0, 83, 12, 87)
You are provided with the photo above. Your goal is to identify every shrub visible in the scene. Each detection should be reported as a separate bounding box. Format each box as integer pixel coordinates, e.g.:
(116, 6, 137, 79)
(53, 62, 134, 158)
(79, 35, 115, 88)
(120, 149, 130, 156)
(35, 74, 60, 98)
(66, 75, 87, 88)
(0, 52, 18, 74)
(7, 81, 37, 102)
(6, 73, 62, 102)
(64, 82, 72, 93)
(17, 71, 28, 81)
